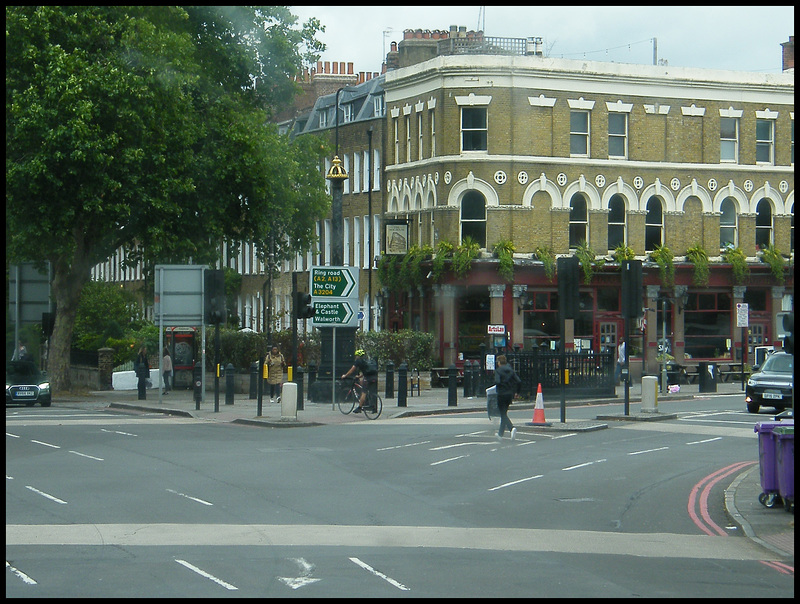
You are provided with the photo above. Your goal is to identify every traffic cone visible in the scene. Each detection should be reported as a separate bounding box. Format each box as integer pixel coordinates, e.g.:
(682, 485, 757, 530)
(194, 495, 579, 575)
(529, 383, 551, 426)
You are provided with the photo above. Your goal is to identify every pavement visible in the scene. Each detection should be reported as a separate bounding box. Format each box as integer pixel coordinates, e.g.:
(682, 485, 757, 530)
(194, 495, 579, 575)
(53, 377, 794, 562)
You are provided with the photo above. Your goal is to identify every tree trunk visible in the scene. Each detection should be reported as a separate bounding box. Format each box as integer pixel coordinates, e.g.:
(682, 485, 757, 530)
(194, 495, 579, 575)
(48, 253, 92, 393)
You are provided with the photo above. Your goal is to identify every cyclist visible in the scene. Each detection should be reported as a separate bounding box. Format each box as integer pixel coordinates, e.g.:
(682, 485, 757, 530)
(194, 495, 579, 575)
(341, 349, 378, 413)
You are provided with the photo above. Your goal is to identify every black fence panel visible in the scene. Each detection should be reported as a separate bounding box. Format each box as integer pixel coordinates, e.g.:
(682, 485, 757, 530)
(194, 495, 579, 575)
(504, 349, 615, 399)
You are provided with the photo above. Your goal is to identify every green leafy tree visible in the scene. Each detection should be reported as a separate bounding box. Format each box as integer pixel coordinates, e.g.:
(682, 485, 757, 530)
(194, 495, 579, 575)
(6, 6, 327, 390)
(73, 281, 145, 351)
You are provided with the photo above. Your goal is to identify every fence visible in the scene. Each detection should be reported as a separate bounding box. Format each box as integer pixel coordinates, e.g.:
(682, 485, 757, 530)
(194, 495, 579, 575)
(505, 349, 616, 399)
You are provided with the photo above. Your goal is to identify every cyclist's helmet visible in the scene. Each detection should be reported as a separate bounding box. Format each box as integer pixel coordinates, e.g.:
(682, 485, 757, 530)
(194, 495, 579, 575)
(354, 349, 366, 357)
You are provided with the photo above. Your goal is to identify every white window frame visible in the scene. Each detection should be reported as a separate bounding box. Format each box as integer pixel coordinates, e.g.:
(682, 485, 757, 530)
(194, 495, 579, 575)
(719, 107, 743, 163)
(319, 109, 327, 129)
(343, 217, 351, 266)
(373, 95, 385, 117)
(755, 116, 775, 165)
(568, 98, 595, 158)
(343, 154, 351, 194)
(362, 151, 369, 192)
(417, 113, 423, 161)
(353, 218, 361, 269)
(342, 103, 353, 123)
(363, 216, 370, 268)
(405, 115, 411, 163)
(430, 109, 436, 157)
(352, 153, 359, 193)
(372, 148, 381, 191)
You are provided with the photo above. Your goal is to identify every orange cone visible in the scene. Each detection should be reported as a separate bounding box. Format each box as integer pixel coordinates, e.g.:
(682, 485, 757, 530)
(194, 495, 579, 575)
(529, 383, 551, 426)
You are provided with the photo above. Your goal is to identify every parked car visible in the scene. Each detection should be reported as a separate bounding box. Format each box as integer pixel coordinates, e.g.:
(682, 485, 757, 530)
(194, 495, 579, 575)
(745, 351, 793, 413)
(6, 360, 51, 407)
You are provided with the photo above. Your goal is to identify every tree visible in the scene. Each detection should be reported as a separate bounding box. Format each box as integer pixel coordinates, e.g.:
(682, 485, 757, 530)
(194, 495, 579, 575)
(73, 280, 146, 351)
(6, 6, 329, 390)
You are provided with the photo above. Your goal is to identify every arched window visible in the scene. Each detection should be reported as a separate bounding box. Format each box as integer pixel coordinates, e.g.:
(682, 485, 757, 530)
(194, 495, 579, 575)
(645, 196, 663, 251)
(719, 197, 738, 249)
(569, 193, 588, 248)
(755, 198, 773, 249)
(460, 190, 486, 247)
(607, 194, 626, 251)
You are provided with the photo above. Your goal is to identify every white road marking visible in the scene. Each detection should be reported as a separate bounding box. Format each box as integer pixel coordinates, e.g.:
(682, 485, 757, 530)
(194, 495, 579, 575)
(6, 523, 778, 560)
(628, 446, 669, 456)
(278, 557, 322, 589)
(488, 474, 543, 491)
(175, 559, 237, 590)
(30, 439, 60, 449)
(349, 556, 410, 591)
(376, 440, 431, 451)
(431, 455, 469, 466)
(429, 442, 489, 451)
(166, 488, 213, 506)
(100, 428, 138, 436)
(686, 437, 723, 445)
(25, 486, 67, 504)
(6, 432, 21, 438)
(562, 459, 607, 471)
(68, 450, 104, 461)
(6, 561, 37, 585)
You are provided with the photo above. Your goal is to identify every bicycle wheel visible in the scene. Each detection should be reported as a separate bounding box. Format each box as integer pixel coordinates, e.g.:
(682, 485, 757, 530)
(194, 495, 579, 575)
(363, 394, 383, 420)
(337, 384, 357, 414)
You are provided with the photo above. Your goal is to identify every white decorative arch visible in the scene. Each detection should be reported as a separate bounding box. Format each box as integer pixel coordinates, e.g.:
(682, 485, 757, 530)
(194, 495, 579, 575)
(446, 172, 500, 207)
(639, 179, 676, 212)
(562, 176, 601, 210)
(387, 181, 400, 214)
(601, 176, 638, 211)
(712, 182, 748, 214)
(675, 179, 713, 213)
(423, 175, 437, 209)
(749, 184, 784, 215)
(399, 179, 413, 212)
(411, 176, 425, 211)
(521, 173, 562, 209)
(784, 191, 794, 215)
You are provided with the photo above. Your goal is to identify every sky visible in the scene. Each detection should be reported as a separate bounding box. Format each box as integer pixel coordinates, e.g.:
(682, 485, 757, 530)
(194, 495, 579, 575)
(289, 5, 794, 75)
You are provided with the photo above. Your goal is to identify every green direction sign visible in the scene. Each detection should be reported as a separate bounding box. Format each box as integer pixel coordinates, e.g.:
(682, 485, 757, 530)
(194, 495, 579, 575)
(311, 300, 358, 327)
(310, 266, 357, 299)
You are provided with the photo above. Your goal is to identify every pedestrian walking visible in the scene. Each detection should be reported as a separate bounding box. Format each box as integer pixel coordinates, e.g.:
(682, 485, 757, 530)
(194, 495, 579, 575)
(266, 345, 285, 403)
(135, 345, 150, 400)
(162, 348, 173, 394)
(494, 354, 521, 440)
(12, 341, 29, 361)
(615, 338, 626, 385)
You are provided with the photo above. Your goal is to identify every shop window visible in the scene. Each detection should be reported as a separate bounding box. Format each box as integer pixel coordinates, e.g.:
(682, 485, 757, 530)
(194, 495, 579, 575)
(755, 198, 773, 249)
(457, 289, 490, 356)
(607, 194, 626, 250)
(683, 292, 732, 359)
(460, 190, 486, 247)
(569, 193, 588, 248)
(645, 197, 663, 251)
(742, 289, 767, 312)
(719, 197, 738, 249)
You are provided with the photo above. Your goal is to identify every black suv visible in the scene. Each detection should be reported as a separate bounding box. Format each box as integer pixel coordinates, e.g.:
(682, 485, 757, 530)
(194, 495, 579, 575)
(6, 361, 52, 407)
(745, 351, 793, 413)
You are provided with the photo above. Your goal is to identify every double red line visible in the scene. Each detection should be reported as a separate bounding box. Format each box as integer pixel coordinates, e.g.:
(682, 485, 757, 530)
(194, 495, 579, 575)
(688, 461, 793, 576)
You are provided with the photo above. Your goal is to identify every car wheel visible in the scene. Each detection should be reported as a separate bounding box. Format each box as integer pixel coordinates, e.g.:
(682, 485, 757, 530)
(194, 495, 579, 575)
(746, 402, 759, 413)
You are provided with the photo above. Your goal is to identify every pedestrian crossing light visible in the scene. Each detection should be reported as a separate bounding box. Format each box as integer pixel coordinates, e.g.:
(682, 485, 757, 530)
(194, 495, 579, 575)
(296, 292, 315, 319)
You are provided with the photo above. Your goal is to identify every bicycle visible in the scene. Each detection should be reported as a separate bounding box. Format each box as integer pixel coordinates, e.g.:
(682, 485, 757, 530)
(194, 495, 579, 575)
(338, 377, 383, 419)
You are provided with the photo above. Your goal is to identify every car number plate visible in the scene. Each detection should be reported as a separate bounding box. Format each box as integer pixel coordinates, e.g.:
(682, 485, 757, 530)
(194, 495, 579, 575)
(763, 391, 783, 400)
(15, 390, 35, 397)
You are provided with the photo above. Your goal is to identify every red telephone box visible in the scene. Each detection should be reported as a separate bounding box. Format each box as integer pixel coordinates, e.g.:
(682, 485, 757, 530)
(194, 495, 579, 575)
(165, 327, 198, 389)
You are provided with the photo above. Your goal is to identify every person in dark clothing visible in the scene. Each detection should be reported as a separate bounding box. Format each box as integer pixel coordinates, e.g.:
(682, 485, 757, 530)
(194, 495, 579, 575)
(494, 354, 521, 440)
(135, 346, 150, 400)
(341, 349, 378, 413)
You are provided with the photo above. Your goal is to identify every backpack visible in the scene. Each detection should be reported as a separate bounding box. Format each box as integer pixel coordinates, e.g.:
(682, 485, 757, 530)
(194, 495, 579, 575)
(364, 358, 378, 376)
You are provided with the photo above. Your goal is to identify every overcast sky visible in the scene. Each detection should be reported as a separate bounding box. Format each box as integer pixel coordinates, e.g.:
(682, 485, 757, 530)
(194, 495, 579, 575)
(289, 5, 794, 75)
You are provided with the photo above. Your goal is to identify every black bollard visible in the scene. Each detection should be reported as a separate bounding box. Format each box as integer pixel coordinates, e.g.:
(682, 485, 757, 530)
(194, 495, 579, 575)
(193, 361, 203, 410)
(465, 360, 474, 398)
(225, 363, 235, 405)
(308, 362, 317, 389)
(385, 361, 395, 399)
(398, 362, 408, 407)
(448, 363, 458, 406)
(249, 361, 258, 399)
(257, 356, 264, 417)
(296, 366, 305, 411)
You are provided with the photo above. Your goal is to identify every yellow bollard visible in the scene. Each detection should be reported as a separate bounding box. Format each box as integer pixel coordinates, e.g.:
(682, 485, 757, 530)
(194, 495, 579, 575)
(564, 369, 569, 385)
(288, 366, 293, 382)
(262, 363, 268, 379)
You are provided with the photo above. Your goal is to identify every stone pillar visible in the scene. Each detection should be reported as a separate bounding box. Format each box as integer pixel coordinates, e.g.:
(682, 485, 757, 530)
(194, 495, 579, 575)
(512, 284, 528, 351)
(732, 285, 746, 361)
(98, 347, 114, 391)
(645, 285, 660, 375)
(673, 285, 688, 363)
(440, 284, 458, 367)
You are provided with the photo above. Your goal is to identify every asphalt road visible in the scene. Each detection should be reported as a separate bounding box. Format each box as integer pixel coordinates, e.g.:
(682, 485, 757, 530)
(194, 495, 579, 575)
(6, 395, 794, 597)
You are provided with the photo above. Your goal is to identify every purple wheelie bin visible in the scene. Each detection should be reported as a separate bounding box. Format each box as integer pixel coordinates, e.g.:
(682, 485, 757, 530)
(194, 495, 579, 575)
(773, 425, 794, 512)
(754, 421, 784, 508)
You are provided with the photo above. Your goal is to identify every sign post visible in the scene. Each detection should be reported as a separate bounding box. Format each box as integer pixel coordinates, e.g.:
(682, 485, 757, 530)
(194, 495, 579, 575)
(310, 266, 359, 408)
(736, 303, 749, 390)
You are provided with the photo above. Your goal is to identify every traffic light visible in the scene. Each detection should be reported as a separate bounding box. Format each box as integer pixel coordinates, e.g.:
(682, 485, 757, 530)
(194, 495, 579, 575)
(557, 256, 580, 320)
(783, 312, 794, 354)
(296, 292, 315, 319)
(204, 269, 226, 324)
(621, 260, 643, 319)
